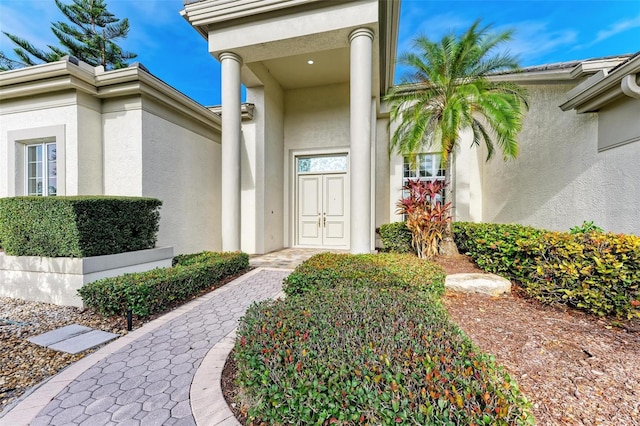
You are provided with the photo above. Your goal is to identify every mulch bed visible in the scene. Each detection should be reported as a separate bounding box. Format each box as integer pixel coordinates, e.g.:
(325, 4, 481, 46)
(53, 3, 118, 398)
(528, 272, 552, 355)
(223, 255, 640, 425)
(0, 268, 251, 412)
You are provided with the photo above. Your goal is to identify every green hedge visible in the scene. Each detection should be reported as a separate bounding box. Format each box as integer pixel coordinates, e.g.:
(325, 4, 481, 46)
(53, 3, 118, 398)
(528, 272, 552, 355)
(78, 251, 248, 318)
(453, 222, 640, 319)
(378, 221, 414, 254)
(283, 252, 445, 297)
(235, 286, 533, 425)
(0, 196, 161, 257)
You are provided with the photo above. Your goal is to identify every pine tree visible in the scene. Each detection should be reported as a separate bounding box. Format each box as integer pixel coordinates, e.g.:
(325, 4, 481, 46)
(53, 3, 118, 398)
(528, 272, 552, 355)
(1, 0, 136, 71)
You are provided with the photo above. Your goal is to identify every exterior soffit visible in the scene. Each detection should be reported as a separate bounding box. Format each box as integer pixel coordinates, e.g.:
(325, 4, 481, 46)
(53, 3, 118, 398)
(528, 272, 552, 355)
(182, 0, 325, 29)
(560, 54, 640, 113)
(184, 0, 387, 94)
(0, 58, 222, 131)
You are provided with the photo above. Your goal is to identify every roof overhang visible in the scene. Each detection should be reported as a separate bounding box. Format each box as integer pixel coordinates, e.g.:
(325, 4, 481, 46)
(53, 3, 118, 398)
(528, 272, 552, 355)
(560, 53, 640, 113)
(0, 57, 221, 131)
(181, 0, 400, 98)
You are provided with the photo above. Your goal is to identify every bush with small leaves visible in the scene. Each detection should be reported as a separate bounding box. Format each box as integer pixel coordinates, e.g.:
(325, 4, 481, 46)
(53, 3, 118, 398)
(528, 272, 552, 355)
(453, 222, 640, 319)
(378, 222, 414, 254)
(283, 252, 445, 297)
(235, 286, 534, 425)
(79, 251, 248, 317)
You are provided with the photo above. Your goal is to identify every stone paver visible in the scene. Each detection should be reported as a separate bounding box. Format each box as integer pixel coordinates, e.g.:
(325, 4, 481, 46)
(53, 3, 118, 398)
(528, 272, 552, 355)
(28, 324, 119, 354)
(249, 247, 344, 269)
(1, 267, 290, 426)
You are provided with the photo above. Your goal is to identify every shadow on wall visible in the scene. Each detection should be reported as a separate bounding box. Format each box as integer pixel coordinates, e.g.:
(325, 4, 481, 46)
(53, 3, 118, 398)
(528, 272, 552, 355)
(477, 84, 637, 233)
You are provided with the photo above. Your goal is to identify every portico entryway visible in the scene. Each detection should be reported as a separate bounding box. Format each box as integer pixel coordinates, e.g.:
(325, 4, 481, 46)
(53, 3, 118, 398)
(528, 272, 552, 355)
(295, 154, 350, 248)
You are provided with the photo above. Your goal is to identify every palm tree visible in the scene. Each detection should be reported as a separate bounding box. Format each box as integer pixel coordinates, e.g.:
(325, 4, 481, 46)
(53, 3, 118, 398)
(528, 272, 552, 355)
(385, 20, 529, 256)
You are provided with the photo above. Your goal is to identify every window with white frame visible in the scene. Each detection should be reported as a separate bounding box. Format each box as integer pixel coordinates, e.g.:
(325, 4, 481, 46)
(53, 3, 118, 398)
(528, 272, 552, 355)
(25, 139, 57, 196)
(401, 153, 446, 209)
(402, 153, 445, 184)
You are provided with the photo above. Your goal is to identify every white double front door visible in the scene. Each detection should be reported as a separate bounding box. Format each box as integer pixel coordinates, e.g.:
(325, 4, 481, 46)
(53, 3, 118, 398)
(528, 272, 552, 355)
(297, 169, 349, 248)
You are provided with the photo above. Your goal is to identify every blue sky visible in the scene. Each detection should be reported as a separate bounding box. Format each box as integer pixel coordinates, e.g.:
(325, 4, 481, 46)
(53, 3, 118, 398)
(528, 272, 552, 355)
(1, 0, 639, 106)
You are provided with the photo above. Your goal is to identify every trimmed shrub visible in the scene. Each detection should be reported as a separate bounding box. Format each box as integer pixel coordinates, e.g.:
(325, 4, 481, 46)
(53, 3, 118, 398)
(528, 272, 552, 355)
(0, 196, 161, 257)
(520, 232, 640, 319)
(235, 286, 534, 425)
(453, 222, 640, 319)
(453, 222, 543, 281)
(378, 222, 414, 254)
(283, 252, 445, 297)
(78, 251, 248, 317)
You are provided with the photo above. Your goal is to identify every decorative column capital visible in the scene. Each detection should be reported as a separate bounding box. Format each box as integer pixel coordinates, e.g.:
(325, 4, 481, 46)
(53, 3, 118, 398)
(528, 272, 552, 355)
(348, 28, 374, 43)
(219, 51, 243, 65)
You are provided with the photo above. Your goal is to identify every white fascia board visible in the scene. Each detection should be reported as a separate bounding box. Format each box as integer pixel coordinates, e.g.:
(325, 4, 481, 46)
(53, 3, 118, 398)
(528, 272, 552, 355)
(379, 0, 400, 95)
(0, 59, 96, 94)
(183, 0, 323, 28)
(560, 54, 640, 112)
(487, 68, 575, 84)
(97, 68, 222, 131)
(0, 75, 98, 100)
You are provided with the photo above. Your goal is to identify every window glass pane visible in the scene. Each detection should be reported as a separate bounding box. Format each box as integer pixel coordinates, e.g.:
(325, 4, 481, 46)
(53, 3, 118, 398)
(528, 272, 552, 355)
(48, 178, 57, 196)
(45, 143, 57, 196)
(28, 177, 43, 196)
(402, 153, 445, 185)
(298, 155, 347, 173)
(26, 143, 56, 196)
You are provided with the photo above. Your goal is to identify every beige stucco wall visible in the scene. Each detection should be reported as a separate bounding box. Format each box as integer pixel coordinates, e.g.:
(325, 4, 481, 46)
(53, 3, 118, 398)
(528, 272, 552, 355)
(261, 77, 285, 253)
(75, 92, 103, 195)
(283, 83, 351, 246)
(0, 92, 79, 198)
(598, 96, 640, 151)
(242, 65, 286, 254)
(374, 116, 390, 247)
(1, 87, 223, 255)
(141, 99, 222, 254)
(102, 96, 144, 196)
(284, 83, 351, 151)
(207, 0, 378, 61)
(460, 84, 640, 235)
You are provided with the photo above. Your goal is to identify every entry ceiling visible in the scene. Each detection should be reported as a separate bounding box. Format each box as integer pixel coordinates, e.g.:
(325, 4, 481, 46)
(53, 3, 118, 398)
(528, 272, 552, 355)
(260, 47, 350, 90)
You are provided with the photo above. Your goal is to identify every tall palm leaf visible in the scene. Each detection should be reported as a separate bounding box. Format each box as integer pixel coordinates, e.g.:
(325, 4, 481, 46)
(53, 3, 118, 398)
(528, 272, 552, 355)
(385, 20, 529, 255)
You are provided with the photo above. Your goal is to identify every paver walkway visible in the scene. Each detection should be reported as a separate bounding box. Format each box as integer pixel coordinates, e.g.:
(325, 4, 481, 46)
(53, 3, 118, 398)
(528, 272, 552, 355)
(1, 268, 290, 426)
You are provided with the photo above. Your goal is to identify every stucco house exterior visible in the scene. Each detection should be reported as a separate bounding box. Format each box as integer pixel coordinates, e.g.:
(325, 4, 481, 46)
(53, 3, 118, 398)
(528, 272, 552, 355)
(1, 0, 638, 259)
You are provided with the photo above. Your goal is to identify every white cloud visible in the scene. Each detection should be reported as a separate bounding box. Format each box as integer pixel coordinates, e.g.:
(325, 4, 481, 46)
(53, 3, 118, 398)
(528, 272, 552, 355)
(594, 14, 640, 44)
(495, 20, 578, 65)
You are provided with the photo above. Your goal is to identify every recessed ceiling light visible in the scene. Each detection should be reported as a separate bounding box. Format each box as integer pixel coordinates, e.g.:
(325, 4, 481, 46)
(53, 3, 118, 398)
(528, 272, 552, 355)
(307, 60, 314, 65)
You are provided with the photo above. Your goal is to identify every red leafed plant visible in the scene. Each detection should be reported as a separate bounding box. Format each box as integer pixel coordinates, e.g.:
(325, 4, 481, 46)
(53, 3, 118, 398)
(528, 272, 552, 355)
(396, 179, 451, 259)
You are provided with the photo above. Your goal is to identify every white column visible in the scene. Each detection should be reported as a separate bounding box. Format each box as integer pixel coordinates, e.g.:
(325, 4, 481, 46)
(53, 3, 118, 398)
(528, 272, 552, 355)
(220, 52, 242, 251)
(349, 28, 374, 254)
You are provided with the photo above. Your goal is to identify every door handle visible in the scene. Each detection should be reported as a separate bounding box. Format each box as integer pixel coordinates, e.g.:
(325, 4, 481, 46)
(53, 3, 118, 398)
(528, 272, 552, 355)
(323, 212, 326, 227)
(318, 213, 321, 228)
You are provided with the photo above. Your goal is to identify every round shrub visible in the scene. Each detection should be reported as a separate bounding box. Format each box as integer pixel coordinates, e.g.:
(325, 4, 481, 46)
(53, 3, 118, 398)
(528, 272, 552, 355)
(235, 286, 534, 425)
(283, 252, 445, 297)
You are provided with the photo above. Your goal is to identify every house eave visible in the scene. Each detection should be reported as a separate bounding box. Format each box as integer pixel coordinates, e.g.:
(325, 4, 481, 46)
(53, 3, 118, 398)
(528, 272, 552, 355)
(0, 57, 96, 94)
(560, 53, 640, 113)
(96, 65, 222, 131)
(379, 0, 400, 96)
(487, 68, 576, 84)
(0, 58, 222, 132)
(181, 0, 324, 32)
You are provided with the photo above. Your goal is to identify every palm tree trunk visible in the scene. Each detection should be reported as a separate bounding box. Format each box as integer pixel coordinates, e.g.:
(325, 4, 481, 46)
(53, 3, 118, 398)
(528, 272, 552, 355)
(439, 152, 459, 256)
